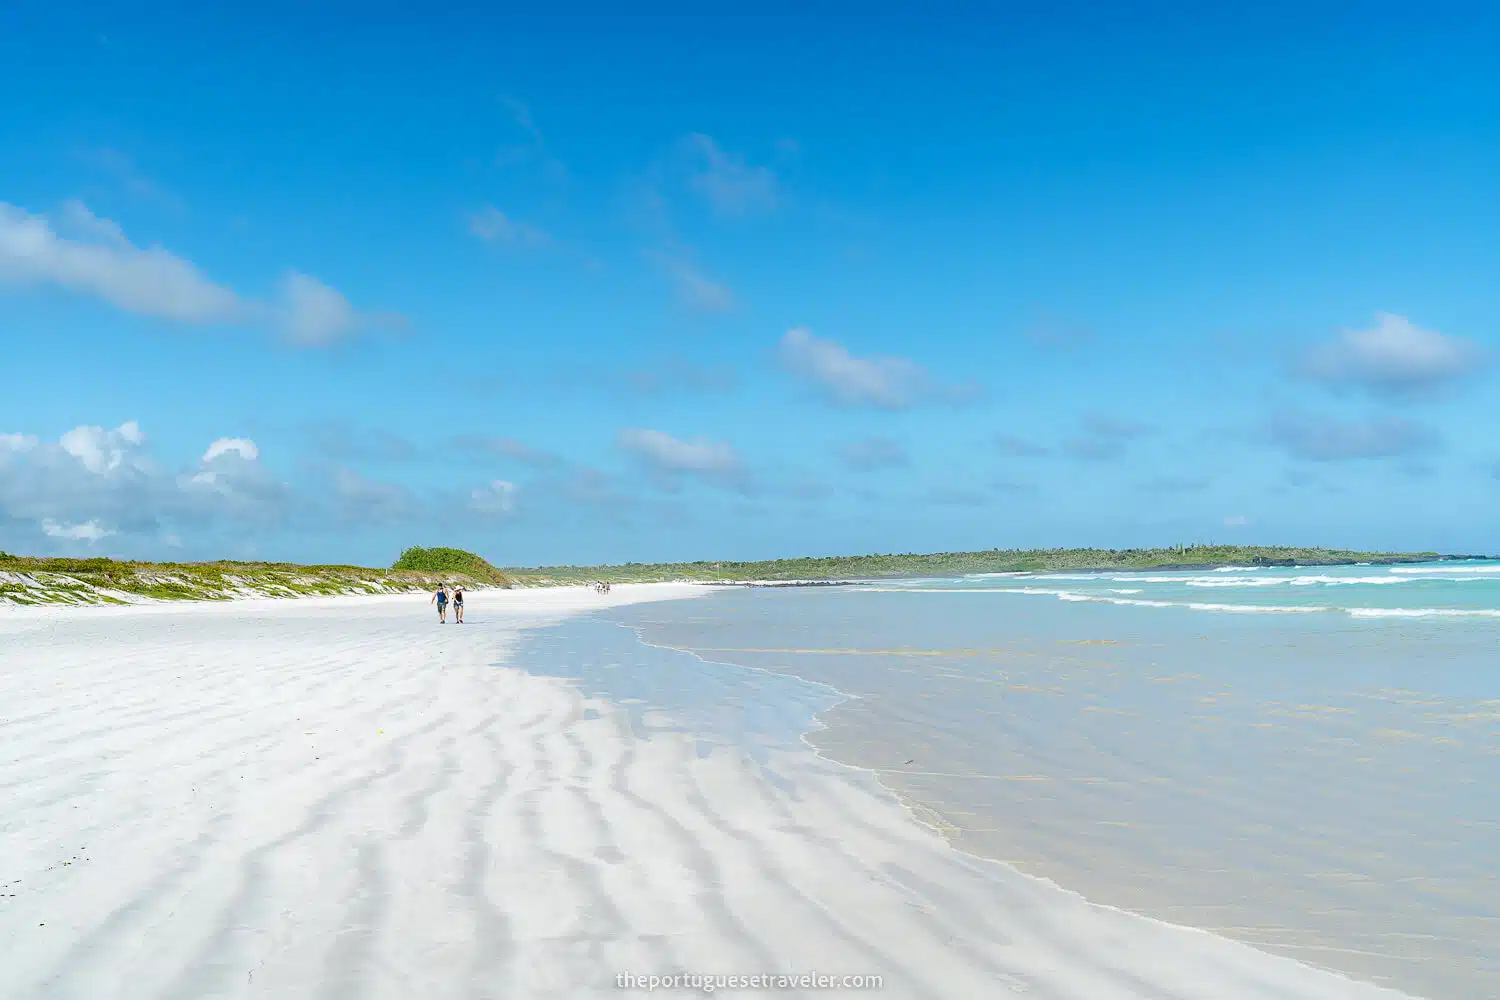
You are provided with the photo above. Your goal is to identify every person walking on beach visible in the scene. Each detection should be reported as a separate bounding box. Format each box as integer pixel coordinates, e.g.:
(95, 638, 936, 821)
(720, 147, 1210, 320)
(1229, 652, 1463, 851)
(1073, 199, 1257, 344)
(431, 585, 449, 623)
(452, 585, 465, 623)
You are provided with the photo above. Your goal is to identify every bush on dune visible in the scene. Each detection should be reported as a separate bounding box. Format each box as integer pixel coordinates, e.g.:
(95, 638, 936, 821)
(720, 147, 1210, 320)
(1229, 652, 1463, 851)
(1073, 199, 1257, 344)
(392, 546, 511, 586)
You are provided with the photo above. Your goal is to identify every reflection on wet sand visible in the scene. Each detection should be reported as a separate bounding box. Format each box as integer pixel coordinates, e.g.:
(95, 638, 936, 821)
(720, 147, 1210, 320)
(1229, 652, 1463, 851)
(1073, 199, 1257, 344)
(617, 587, 1500, 1000)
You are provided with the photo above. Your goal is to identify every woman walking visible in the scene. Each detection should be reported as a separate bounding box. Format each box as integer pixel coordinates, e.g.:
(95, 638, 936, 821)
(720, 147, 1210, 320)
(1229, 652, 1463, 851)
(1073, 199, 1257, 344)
(452, 585, 465, 623)
(431, 585, 449, 623)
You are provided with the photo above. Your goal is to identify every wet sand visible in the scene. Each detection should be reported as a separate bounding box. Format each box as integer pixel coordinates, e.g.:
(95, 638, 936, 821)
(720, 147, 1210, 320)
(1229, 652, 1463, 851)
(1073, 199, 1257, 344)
(616, 587, 1499, 999)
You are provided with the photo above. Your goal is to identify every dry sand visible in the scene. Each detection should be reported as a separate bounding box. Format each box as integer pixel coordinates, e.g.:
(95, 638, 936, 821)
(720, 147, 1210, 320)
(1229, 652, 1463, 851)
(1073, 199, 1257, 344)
(0, 587, 1414, 999)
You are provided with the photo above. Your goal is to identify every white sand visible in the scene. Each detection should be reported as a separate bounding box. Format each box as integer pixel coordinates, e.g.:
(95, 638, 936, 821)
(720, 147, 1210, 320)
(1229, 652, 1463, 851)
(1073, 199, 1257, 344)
(0, 587, 1415, 1000)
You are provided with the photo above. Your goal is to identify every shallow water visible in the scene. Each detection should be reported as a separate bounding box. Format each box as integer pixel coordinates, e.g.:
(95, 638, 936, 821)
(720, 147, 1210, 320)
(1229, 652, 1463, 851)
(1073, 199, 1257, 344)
(569, 567, 1500, 1000)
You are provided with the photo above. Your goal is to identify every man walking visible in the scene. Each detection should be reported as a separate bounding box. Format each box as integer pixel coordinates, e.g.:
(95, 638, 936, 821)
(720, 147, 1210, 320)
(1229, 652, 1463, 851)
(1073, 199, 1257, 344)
(431, 585, 449, 623)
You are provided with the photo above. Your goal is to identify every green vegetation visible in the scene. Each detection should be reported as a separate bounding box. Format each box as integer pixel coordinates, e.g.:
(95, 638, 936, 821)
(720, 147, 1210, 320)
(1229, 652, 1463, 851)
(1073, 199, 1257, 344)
(1, 543, 1481, 605)
(392, 546, 511, 585)
(504, 544, 1468, 586)
(0, 549, 508, 606)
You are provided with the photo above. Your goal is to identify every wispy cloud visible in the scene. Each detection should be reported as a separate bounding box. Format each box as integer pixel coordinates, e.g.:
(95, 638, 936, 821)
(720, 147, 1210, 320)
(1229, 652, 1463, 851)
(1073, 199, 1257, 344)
(79, 148, 184, 213)
(777, 327, 979, 409)
(307, 423, 419, 463)
(1063, 413, 1152, 461)
(1300, 313, 1483, 398)
(329, 467, 421, 524)
(0, 201, 242, 323)
(495, 97, 568, 183)
(838, 436, 909, 471)
(468, 206, 554, 248)
(1139, 475, 1210, 493)
(646, 251, 735, 312)
(453, 435, 562, 468)
(995, 433, 1050, 457)
(925, 487, 991, 507)
(1268, 410, 1439, 461)
(1024, 312, 1094, 350)
(617, 359, 737, 395)
(0, 200, 387, 345)
(277, 272, 358, 346)
(683, 134, 778, 216)
(617, 428, 747, 491)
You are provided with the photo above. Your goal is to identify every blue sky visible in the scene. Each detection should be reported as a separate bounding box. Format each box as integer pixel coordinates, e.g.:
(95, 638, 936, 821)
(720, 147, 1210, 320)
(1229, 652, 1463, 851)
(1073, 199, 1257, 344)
(3, 3, 1499, 565)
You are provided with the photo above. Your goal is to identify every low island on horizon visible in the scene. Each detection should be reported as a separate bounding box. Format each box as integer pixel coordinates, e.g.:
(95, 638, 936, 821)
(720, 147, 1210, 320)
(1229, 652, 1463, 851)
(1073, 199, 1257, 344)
(0, 543, 1491, 606)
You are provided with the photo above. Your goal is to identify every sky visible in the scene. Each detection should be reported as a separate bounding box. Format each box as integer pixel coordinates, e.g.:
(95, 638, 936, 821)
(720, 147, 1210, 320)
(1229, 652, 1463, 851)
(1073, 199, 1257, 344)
(2, 2, 1499, 566)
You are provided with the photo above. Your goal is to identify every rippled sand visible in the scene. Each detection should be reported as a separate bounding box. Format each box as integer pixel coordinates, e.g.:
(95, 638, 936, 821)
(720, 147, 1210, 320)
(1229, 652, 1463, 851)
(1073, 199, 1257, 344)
(1, 590, 1412, 999)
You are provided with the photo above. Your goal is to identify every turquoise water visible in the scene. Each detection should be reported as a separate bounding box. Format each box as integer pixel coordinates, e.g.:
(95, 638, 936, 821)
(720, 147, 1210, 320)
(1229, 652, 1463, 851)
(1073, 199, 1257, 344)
(576, 564, 1500, 1000)
(883, 559, 1500, 618)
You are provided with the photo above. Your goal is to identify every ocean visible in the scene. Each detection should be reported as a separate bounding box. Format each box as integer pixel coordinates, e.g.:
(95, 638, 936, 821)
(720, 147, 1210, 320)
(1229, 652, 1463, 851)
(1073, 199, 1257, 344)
(515, 562, 1500, 1000)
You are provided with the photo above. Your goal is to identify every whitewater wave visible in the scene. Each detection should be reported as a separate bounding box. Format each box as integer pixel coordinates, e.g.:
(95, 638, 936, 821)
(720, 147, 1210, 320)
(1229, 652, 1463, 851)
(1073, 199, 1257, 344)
(1388, 564, 1500, 575)
(864, 586, 1331, 614)
(1183, 575, 1440, 588)
(1347, 607, 1500, 618)
(1035, 573, 1489, 588)
(862, 584, 1500, 619)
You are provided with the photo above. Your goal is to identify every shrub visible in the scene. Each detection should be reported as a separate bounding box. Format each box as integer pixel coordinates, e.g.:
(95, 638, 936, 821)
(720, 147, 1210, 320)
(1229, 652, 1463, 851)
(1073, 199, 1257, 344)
(392, 546, 510, 586)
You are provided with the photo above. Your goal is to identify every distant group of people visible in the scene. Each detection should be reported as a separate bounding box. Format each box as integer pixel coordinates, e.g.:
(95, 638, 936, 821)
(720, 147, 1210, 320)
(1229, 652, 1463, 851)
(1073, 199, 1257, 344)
(431, 585, 465, 623)
(593, 581, 612, 594)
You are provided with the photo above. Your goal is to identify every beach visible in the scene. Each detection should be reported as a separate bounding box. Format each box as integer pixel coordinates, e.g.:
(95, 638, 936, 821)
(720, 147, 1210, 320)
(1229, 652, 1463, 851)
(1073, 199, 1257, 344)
(0, 585, 1419, 999)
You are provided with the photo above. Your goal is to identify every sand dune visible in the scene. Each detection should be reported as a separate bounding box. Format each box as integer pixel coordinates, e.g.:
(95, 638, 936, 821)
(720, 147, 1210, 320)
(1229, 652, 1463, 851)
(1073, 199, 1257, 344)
(0, 588, 1413, 999)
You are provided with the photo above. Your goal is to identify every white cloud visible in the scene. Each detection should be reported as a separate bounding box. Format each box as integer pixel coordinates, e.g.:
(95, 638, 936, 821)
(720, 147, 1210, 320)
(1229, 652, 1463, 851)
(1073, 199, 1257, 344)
(1303, 313, 1482, 396)
(60, 198, 129, 244)
(617, 428, 745, 490)
(0, 432, 38, 454)
(181, 436, 280, 511)
(470, 479, 518, 516)
(0, 201, 243, 323)
(1224, 515, 1250, 527)
(0, 422, 297, 549)
(0, 201, 381, 347)
(647, 251, 735, 312)
(777, 327, 976, 409)
(59, 421, 148, 475)
(277, 271, 357, 346)
(684, 134, 778, 216)
(41, 519, 113, 542)
(202, 437, 259, 463)
(468, 206, 554, 248)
